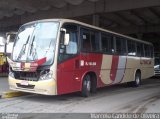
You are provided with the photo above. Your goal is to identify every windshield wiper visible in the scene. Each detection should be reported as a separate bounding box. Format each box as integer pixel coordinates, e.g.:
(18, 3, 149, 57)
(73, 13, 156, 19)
(29, 36, 37, 60)
(44, 39, 53, 56)
(29, 36, 35, 55)
(17, 35, 30, 61)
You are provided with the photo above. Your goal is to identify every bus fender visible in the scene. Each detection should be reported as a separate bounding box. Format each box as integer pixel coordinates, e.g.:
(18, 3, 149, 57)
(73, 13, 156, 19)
(80, 71, 98, 90)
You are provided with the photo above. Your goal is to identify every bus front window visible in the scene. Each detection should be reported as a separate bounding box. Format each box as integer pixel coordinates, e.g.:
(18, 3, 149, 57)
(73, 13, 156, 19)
(12, 22, 59, 65)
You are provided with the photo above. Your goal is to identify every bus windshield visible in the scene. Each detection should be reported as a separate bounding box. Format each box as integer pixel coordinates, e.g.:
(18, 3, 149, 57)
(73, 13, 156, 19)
(12, 22, 59, 65)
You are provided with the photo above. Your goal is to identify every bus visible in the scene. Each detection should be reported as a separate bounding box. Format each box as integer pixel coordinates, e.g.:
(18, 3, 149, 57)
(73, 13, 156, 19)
(0, 33, 15, 76)
(7, 19, 154, 97)
(0, 36, 8, 75)
(154, 52, 160, 75)
(0, 53, 8, 75)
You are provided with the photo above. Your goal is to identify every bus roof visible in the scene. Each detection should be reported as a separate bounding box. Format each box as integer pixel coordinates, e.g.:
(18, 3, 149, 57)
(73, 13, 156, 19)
(23, 18, 152, 45)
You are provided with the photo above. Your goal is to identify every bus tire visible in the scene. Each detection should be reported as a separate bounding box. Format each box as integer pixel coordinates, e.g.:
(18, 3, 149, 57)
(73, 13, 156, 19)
(133, 72, 141, 87)
(81, 74, 91, 97)
(91, 76, 97, 93)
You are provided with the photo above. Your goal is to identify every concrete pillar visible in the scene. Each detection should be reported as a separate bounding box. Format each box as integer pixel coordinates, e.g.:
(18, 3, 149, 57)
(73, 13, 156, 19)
(92, 14, 99, 27)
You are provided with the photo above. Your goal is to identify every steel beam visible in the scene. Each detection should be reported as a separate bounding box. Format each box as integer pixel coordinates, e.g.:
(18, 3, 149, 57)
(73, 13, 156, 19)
(110, 25, 160, 34)
(1, 0, 160, 29)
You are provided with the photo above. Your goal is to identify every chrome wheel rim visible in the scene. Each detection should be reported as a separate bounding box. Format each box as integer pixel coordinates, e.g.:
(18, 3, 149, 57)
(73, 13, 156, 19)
(86, 79, 91, 92)
(136, 75, 140, 85)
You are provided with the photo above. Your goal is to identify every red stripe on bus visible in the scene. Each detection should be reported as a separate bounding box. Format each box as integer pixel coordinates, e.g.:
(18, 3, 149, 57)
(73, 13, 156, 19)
(21, 62, 25, 69)
(35, 57, 46, 65)
(110, 56, 119, 81)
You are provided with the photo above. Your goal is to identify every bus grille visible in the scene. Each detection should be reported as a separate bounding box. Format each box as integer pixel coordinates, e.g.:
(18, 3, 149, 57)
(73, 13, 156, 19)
(15, 72, 39, 81)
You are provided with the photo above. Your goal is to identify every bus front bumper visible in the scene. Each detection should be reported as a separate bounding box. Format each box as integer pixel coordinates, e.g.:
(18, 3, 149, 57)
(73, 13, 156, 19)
(8, 76, 57, 95)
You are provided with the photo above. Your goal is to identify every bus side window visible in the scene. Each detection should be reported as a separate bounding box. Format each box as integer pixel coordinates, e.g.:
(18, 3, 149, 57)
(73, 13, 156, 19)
(136, 42, 144, 57)
(101, 33, 115, 54)
(59, 24, 78, 62)
(101, 33, 110, 53)
(150, 46, 154, 58)
(110, 36, 115, 54)
(90, 31, 100, 52)
(141, 44, 145, 57)
(81, 28, 91, 52)
(66, 32, 78, 54)
(81, 28, 101, 52)
(127, 40, 136, 56)
(144, 44, 152, 58)
(115, 37, 127, 55)
(137, 42, 141, 57)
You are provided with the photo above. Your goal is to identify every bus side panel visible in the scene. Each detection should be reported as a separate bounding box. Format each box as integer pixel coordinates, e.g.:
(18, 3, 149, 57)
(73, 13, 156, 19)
(122, 56, 154, 83)
(57, 55, 82, 95)
(79, 53, 104, 88)
(100, 55, 113, 85)
(57, 53, 104, 95)
(57, 54, 154, 95)
(140, 58, 154, 79)
(122, 56, 140, 83)
(100, 55, 128, 85)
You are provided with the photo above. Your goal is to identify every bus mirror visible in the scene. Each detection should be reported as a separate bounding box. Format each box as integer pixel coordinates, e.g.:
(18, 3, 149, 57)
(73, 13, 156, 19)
(6, 32, 17, 44)
(64, 33, 70, 45)
(61, 28, 70, 45)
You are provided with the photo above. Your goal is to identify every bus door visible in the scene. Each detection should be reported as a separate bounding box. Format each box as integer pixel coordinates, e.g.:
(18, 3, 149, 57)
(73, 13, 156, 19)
(57, 24, 80, 94)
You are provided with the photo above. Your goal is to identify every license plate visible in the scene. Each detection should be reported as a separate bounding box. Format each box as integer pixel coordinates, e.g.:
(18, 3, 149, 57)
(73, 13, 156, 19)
(21, 81, 29, 86)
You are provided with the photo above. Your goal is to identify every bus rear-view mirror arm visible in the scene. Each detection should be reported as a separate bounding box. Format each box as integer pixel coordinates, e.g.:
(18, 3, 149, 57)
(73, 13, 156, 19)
(6, 35, 11, 44)
(6, 32, 17, 44)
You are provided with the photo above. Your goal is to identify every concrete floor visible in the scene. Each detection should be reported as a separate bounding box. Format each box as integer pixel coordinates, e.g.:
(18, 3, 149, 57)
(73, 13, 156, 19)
(0, 77, 160, 118)
(0, 77, 9, 95)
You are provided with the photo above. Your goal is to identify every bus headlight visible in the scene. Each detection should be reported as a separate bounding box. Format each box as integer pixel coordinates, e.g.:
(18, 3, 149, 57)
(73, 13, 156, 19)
(39, 71, 53, 81)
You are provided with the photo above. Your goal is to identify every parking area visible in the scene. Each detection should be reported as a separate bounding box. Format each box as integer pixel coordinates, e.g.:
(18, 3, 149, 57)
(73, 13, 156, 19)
(0, 77, 9, 96)
(0, 77, 160, 114)
(0, 1, 160, 119)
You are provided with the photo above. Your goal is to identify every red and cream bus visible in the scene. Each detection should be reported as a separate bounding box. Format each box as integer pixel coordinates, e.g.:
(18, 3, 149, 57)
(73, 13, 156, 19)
(7, 19, 154, 97)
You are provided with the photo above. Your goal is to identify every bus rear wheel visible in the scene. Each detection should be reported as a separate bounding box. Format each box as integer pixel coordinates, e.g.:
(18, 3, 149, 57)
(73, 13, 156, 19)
(81, 75, 91, 97)
(133, 72, 141, 87)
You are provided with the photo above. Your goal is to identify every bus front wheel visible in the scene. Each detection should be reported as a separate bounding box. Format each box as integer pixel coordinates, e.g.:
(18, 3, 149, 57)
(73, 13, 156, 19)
(81, 75, 91, 97)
